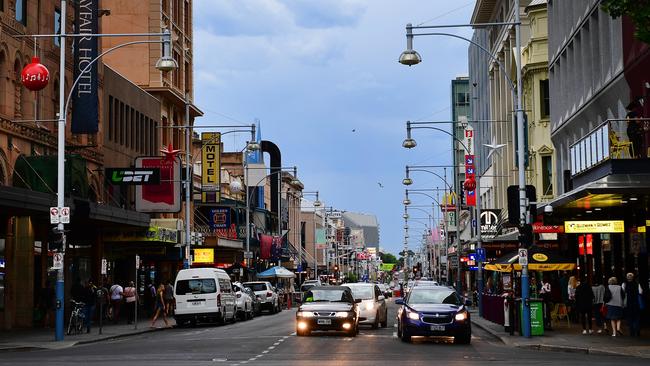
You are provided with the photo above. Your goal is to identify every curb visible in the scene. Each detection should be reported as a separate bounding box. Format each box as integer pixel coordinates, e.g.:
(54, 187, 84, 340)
(470, 318, 507, 344)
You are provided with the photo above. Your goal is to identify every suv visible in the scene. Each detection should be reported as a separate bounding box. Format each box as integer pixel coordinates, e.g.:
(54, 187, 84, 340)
(300, 279, 322, 293)
(243, 281, 281, 313)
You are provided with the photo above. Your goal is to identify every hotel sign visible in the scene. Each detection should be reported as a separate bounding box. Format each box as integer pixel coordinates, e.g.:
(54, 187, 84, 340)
(565, 220, 625, 234)
(201, 132, 221, 203)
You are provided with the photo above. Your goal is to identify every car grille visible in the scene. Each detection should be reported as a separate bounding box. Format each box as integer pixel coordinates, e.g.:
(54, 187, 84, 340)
(313, 312, 336, 317)
(422, 314, 452, 324)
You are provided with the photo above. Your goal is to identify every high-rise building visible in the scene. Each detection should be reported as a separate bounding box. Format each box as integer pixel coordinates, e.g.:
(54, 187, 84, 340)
(451, 76, 471, 203)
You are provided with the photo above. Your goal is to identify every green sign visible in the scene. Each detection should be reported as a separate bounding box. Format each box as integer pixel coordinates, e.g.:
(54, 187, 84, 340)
(380, 263, 396, 271)
(521, 300, 544, 336)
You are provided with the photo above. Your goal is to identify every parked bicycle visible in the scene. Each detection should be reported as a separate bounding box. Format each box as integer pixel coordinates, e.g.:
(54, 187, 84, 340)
(67, 300, 86, 335)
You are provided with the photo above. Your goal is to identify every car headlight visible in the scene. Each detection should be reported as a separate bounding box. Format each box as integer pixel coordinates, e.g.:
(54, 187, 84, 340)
(335, 312, 349, 318)
(297, 311, 314, 318)
(455, 311, 468, 321)
(365, 302, 374, 311)
(407, 310, 420, 321)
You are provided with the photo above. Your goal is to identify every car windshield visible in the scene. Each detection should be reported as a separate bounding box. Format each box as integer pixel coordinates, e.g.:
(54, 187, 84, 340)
(305, 289, 349, 302)
(348, 286, 374, 300)
(244, 283, 267, 292)
(407, 288, 461, 305)
(175, 279, 216, 295)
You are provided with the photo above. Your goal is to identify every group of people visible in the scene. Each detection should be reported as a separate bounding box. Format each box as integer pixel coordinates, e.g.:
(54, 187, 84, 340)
(107, 279, 175, 328)
(539, 272, 645, 337)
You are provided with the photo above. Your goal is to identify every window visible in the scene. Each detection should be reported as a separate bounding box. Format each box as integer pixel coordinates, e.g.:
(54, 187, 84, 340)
(108, 96, 114, 141)
(15, 0, 26, 25)
(184, 61, 191, 94)
(173, 51, 181, 87)
(54, 8, 61, 47)
(542, 155, 553, 196)
(184, 0, 190, 34)
(540, 79, 550, 118)
(175, 279, 216, 295)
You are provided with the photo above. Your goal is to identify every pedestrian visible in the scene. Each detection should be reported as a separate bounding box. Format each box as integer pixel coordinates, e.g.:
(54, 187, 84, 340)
(109, 281, 124, 324)
(164, 280, 174, 316)
(150, 283, 170, 328)
(539, 275, 553, 330)
(123, 281, 137, 324)
(605, 276, 626, 337)
(592, 278, 608, 334)
(82, 280, 97, 333)
(144, 282, 156, 317)
(96, 279, 109, 323)
(568, 275, 578, 322)
(622, 273, 643, 336)
(38, 280, 55, 328)
(575, 276, 594, 334)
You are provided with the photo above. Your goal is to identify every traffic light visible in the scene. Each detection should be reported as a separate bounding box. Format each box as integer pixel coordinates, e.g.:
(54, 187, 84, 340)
(334, 265, 339, 272)
(518, 223, 534, 247)
(507, 185, 537, 225)
(48, 227, 65, 252)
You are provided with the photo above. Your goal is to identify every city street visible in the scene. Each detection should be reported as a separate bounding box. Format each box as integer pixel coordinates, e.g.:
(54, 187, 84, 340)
(0, 302, 645, 366)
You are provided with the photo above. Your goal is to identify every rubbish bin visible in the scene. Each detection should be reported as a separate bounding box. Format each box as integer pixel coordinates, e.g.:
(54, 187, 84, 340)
(519, 298, 544, 336)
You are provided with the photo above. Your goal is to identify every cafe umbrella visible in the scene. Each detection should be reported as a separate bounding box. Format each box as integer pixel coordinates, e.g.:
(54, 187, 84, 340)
(483, 246, 576, 272)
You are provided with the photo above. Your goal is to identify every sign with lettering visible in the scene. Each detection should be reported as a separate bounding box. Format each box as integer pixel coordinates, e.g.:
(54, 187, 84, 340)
(193, 248, 214, 264)
(480, 209, 502, 237)
(565, 220, 625, 234)
(106, 168, 160, 185)
(209, 207, 231, 229)
(201, 132, 221, 203)
(72, 0, 99, 133)
(135, 156, 181, 213)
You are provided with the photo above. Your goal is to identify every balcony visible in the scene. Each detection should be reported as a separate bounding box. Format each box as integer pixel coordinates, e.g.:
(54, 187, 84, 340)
(569, 118, 650, 178)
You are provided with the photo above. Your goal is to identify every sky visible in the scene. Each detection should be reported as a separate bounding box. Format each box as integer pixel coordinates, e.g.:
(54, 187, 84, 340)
(193, 0, 476, 256)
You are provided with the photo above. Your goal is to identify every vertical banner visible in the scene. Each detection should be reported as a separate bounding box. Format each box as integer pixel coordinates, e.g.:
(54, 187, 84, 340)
(463, 125, 476, 206)
(135, 156, 182, 212)
(72, 0, 99, 134)
(201, 132, 221, 203)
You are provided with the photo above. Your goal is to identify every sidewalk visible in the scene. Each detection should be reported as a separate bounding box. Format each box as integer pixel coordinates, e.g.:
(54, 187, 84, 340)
(471, 310, 650, 359)
(0, 318, 176, 352)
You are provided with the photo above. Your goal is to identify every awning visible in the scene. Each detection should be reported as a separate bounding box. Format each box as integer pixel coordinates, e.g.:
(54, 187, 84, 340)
(257, 266, 295, 279)
(218, 238, 243, 249)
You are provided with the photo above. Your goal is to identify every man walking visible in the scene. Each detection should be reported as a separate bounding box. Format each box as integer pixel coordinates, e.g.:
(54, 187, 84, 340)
(110, 281, 124, 324)
(623, 273, 643, 336)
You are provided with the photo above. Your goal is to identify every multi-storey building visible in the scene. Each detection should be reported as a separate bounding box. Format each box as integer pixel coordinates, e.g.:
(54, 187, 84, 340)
(451, 76, 471, 203)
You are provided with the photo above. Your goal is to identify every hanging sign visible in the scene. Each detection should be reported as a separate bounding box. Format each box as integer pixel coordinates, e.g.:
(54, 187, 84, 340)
(201, 132, 221, 203)
(71, 0, 99, 133)
(565, 220, 625, 234)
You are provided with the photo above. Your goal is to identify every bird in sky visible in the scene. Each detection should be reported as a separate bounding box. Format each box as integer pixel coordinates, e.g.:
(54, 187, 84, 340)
(352, 129, 356, 132)
(378, 182, 384, 188)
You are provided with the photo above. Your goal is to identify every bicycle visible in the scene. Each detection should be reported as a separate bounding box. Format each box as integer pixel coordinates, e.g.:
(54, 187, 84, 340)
(67, 300, 86, 335)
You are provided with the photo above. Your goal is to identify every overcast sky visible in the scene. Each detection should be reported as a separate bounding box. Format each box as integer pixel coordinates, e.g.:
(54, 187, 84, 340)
(193, 1, 475, 255)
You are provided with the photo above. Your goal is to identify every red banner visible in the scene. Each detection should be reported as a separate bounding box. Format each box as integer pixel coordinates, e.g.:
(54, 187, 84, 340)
(532, 222, 565, 233)
(465, 154, 476, 206)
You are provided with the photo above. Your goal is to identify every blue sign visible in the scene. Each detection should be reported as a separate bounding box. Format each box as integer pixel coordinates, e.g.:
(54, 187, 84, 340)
(465, 156, 474, 164)
(466, 167, 475, 175)
(209, 207, 231, 229)
(475, 248, 486, 262)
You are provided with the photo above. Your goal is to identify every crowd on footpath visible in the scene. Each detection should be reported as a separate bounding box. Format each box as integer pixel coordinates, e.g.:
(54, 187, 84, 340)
(35, 278, 177, 333)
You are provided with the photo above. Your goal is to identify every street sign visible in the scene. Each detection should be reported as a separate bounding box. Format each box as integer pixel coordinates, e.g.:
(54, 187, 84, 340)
(518, 248, 528, 265)
(50, 207, 60, 224)
(135, 255, 140, 269)
(101, 258, 107, 274)
(60, 207, 70, 224)
(244, 251, 253, 259)
(53, 253, 64, 270)
(476, 248, 486, 262)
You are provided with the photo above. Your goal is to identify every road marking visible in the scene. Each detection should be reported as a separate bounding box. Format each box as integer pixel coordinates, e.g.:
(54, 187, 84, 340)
(392, 332, 397, 338)
(273, 342, 280, 346)
(268, 346, 275, 349)
(393, 323, 398, 328)
(248, 358, 257, 361)
(262, 350, 269, 354)
(211, 358, 228, 362)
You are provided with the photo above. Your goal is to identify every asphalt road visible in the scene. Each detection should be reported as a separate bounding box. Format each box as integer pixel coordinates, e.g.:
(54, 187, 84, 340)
(1, 301, 645, 365)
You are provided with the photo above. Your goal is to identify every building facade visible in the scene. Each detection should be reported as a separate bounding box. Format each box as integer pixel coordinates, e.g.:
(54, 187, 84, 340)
(451, 76, 471, 203)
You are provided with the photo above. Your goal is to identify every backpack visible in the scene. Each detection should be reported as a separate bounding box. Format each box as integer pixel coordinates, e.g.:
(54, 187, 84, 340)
(603, 286, 612, 303)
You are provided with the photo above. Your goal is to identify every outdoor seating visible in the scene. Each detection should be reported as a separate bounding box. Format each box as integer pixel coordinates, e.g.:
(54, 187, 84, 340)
(609, 130, 634, 158)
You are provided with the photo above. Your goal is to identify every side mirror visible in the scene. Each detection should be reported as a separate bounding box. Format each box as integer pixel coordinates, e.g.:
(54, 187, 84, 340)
(377, 295, 385, 301)
(355, 298, 362, 303)
(395, 298, 404, 305)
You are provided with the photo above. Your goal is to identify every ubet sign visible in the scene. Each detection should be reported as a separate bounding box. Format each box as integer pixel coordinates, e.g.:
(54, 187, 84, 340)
(106, 168, 160, 185)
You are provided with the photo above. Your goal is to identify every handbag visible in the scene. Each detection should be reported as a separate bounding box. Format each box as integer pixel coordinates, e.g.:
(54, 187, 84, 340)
(600, 304, 608, 317)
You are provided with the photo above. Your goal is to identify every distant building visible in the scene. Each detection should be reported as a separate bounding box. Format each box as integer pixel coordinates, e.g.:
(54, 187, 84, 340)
(451, 76, 471, 202)
(341, 212, 380, 249)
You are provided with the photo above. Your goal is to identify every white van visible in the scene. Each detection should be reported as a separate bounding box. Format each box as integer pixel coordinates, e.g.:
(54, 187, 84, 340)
(174, 268, 237, 326)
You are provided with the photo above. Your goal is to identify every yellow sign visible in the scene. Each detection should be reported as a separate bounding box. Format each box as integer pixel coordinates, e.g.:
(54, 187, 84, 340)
(532, 253, 548, 262)
(639, 226, 646, 233)
(193, 248, 214, 264)
(564, 220, 625, 234)
(201, 132, 221, 203)
(646, 220, 650, 226)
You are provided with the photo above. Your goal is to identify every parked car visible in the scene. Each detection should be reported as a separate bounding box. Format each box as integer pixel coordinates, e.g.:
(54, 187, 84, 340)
(233, 282, 254, 320)
(395, 285, 471, 344)
(174, 268, 237, 326)
(344, 283, 388, 329)
(243, 281, 281, 313)
(300, 279, 322, 293)
(245, 287, 262, 315)
(296, 286, 362, 337)
(413, 280, 439, 287)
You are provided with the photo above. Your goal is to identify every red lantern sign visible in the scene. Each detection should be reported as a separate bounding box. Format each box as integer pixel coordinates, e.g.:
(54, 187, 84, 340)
(463, 177, 476, 192)
(21, 56, 50, 91)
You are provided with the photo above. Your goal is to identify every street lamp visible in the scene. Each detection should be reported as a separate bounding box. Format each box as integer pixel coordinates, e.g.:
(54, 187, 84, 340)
(398, 24, 422, 66)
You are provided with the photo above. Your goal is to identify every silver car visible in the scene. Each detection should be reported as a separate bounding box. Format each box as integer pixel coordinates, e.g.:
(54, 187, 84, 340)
(243, 281, 281, 313)
(345, 283, 388, 329)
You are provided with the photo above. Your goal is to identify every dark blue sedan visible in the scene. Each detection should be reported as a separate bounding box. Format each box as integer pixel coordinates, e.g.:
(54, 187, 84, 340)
(395, 286, 471, 344)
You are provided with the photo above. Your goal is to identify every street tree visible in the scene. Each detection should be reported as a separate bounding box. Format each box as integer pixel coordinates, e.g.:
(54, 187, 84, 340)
(602, 0, 650, 43)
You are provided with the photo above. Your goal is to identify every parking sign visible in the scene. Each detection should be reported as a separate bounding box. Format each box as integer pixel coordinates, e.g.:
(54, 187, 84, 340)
(518, 249, 528, 265)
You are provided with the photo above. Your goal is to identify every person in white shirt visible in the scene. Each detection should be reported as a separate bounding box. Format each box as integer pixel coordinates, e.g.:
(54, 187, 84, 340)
(109, 282, 124, 324)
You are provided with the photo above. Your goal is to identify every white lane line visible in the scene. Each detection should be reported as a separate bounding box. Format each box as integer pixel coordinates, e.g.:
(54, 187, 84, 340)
(283, 335, 290, 339)
(392, 332, 398, 338)
(268, 346, 275, 350)
(273, 342, 280, 346)
(248, 358, 257, 361)
(262, 350, 269, 354)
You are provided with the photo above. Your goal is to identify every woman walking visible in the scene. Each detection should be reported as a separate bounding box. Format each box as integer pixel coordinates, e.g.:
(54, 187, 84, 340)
(150, 284, 170, 328)
(123, 281, 137, 324)
(592, 278, 608, 334)
(568, 275, 578, 322)
(605, 277, 626, 337)
(575, 276, 594, 334)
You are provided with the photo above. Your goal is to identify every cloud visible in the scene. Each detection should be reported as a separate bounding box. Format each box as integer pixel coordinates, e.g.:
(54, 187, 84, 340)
(281, 0, 368, 29)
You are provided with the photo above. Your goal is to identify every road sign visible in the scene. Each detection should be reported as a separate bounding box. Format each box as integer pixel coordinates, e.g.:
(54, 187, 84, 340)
(244, 251, 253, 259)
(101, 258, 107, 274)
(476, 248, 486, 262)
(518, 248, 528, 265)
(50, 207, 60, 224)
(53, 253, 64, 270)
(135, 255, 140, 269)
(60, 207, 70, 224)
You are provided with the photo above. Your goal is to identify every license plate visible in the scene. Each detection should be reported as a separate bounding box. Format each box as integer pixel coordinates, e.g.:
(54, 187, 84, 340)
(430, 325, 445, 331)
(317, 319, 332, 325)
(190, 301, 202, 306)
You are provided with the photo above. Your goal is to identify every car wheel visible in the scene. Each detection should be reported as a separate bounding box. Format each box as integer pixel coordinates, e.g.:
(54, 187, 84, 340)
(347, 325, 358, 337)
(371, 312, 379, 329)
(454, 330, 471, 345)
(398, 323, 411, 343)
(381, 311, 388, 328)
(218, 310, 226, 325)
(232, 307, 238, 323)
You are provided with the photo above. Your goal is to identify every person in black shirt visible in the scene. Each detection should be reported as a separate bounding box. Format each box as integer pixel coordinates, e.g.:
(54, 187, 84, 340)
(82, 280, 97, 333)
